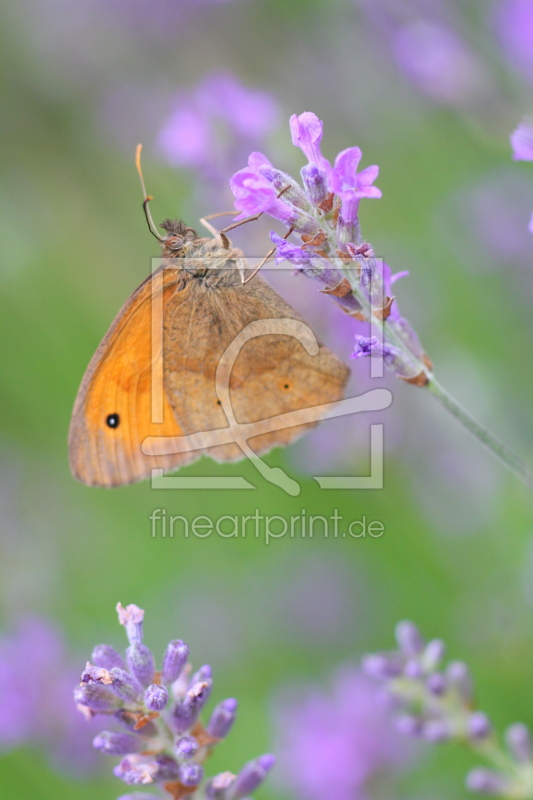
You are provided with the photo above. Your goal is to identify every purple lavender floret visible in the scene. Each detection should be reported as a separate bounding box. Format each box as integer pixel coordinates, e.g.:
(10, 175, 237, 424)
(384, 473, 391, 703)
(364, 621, 533, 799)
(75, 603, 275, 800)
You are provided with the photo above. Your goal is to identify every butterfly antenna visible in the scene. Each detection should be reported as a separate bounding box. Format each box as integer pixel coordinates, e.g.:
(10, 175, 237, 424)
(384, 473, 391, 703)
(135, 144, 163, 242)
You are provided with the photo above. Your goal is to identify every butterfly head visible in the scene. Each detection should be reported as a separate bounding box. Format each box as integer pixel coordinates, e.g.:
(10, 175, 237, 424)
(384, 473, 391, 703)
(159, 219, 198, 256)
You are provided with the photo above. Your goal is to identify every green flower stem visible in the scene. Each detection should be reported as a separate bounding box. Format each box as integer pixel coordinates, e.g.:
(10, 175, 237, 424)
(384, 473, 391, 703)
(425, 376, 533, 492)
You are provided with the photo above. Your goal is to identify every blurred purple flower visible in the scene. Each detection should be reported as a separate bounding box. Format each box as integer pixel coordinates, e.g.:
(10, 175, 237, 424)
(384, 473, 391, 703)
(510, 120, 533, 235)
(365, 621, 533, 797)
(157, 72, 279, 185)
(0, 617, 101, 774)
(392, 19, 488, 104)
(496, 0, 533, 84)
(511, 119, 533, 161)
(79, 602, 274, 800)
(273, 667, 413, 800)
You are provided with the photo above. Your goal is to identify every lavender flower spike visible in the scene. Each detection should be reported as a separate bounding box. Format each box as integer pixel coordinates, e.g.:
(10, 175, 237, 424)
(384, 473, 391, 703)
(365, 621, 533, 800)
(229, 110, 533, 491)
(75, 604, 275, 800)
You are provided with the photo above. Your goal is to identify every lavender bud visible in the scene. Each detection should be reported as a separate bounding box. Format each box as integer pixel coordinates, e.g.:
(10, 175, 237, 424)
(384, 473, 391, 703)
(92, 644, 126, 671)
(175, 735, 199, 760)
(109, 668, 143, 703)
(388, 316, 426, 362)
(172, 681, 211, 733)
(403, 659, 423, 680)
(359, 258, 386, 309)
(116, 603, 144, 645)
(505, 723, 532, 763)
(162, 640, 189, 685)
(395, 714, 423, 737)
(337, 215, 361, 248)
(395, 621, 424, 656)
(126, 643, 155, 688)
(468, 712, 492, 741)
(422, 719, 452, 742)
(179, 762, 204, 787)
(154, 754, 180, 781)
(300, 163, 329, 206)
(446, 661, 473, 702)
(205, 771, 236, 799)
(93, 730, 143, 755)
(114, 756, 158, 785)
(74, 683, 121, 712)
(114, 709, 157, 737)
(190, 664, 212, 685)
(229, 754, 276, 800)
(144, 684, 168, 711)
(207, 698, 238, 739)
(466, 768, 510, 795)
(361, 653, 403, 680)
(421, 639, 446, 671)
(81, 662, 113, 685)
(258, 165, 313, 213)
(426, 672, 446, 695)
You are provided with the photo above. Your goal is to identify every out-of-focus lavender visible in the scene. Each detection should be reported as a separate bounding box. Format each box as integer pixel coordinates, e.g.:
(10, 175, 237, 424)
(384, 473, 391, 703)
(511, 119, 533, 234)
(76, 602, 274, 800)
(496, 0, 533, 85)
(392, 19, 489, 105)
(157, 72, 279, 205)
(273, 666, 413, 800)
(0, 617, 102, 774)
(511, 119, 533, 162)
(363, 621, 533, 798)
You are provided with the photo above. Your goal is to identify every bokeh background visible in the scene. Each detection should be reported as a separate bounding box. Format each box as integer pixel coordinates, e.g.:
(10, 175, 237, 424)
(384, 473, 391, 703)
(1, 0, 533, 798)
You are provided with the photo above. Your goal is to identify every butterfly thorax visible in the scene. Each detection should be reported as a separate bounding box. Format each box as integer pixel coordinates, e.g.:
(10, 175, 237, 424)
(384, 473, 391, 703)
(160, 219, 245, 287)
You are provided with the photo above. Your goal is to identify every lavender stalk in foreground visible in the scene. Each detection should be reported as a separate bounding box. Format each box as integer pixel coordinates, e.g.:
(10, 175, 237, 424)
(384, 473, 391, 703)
(75, 603, 274, 800)
(230, 111, 533, 492)
(363, 620, 533, 799)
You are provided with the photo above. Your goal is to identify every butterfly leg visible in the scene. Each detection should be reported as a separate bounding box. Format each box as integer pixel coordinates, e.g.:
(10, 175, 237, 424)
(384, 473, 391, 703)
(200, 210, 267, 250)
(242, 226, 294, 285)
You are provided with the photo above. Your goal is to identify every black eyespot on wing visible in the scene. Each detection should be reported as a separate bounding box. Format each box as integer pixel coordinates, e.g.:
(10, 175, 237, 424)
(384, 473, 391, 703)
(216, 400, 221, 405)
(106, 413, 120, 429)
(284, 383, 290, 389)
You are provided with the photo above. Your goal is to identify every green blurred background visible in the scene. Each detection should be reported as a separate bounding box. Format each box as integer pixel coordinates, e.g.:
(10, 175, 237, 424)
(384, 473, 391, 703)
(1, 0, 533, 798)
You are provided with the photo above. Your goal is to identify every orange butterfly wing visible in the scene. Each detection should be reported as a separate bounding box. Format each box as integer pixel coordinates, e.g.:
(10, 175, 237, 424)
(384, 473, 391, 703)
(69, 268, 196, 486)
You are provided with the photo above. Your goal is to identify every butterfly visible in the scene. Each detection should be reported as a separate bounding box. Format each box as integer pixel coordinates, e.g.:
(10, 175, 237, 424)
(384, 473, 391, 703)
(68, 153, 350, 487)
